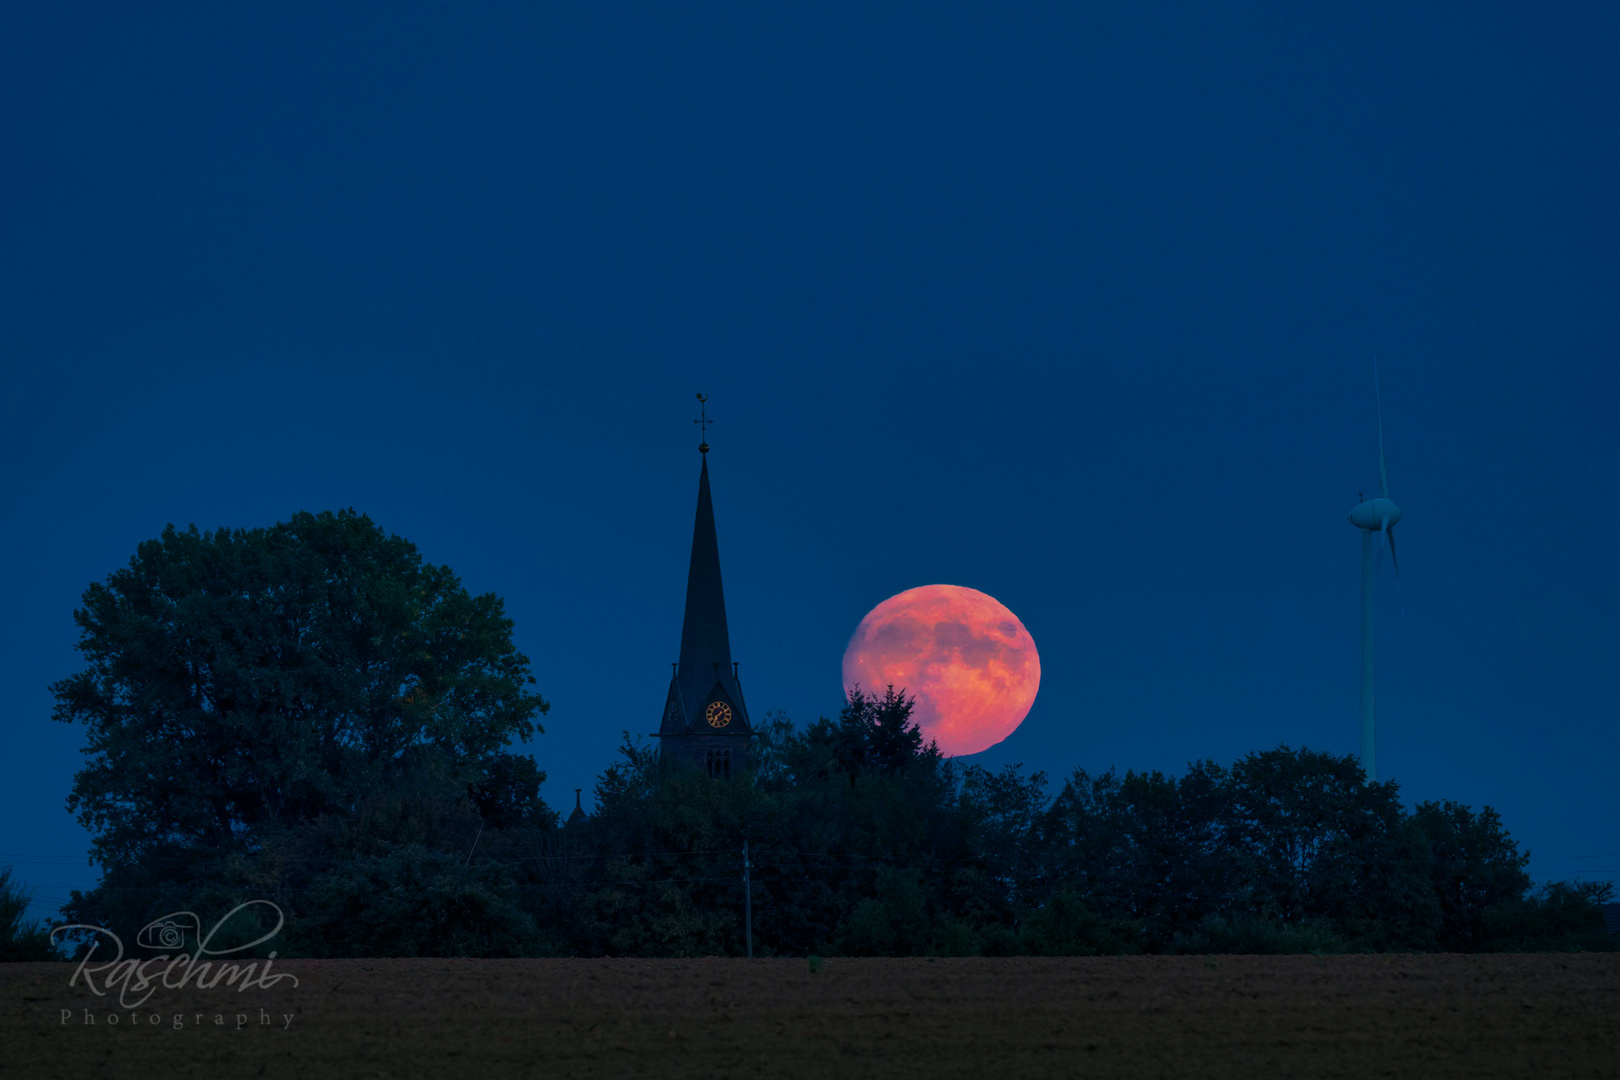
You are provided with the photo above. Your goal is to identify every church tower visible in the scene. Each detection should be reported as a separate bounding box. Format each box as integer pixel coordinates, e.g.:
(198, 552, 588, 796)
(656, 400, 752, 777)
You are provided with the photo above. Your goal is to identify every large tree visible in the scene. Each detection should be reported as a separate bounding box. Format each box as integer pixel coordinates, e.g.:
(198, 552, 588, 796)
(52, 510, 549, 934)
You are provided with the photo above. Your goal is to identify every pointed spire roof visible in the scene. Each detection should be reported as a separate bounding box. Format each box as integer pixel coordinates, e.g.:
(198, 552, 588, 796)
(674, 449, 748, 729)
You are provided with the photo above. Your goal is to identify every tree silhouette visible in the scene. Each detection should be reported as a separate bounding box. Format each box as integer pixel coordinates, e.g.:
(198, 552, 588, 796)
(51, 510, 550, 939)
(833, 684, 931, 787)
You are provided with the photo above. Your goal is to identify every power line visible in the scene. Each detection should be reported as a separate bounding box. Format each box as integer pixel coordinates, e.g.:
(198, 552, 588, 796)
(1526, 854, 1620, 861)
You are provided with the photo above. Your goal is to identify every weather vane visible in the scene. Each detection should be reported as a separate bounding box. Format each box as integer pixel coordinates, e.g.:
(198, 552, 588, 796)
(694, 393, 712, 453)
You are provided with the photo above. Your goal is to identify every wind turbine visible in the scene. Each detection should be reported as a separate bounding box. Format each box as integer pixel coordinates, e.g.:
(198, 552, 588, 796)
(1347, 361, 1402, 782)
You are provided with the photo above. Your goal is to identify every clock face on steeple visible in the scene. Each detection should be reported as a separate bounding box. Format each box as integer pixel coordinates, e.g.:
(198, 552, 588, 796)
(706, 701, 733, 728)
(665, 699, 681, 726)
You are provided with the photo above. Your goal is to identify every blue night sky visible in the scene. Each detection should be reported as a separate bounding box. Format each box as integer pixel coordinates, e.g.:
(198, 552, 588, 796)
(3, 2, 1616, 920)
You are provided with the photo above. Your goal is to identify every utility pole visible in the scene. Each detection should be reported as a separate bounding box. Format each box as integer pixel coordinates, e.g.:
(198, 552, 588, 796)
(743, 840, 753, 959)
(1359, 527, 1376, 781)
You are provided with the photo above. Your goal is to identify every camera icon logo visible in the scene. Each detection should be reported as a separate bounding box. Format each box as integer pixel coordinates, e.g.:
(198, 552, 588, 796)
(135, 911, 201, 951)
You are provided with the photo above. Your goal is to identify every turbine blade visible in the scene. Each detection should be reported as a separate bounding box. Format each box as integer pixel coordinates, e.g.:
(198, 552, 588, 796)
(1375, 357, 1390, 498)
(1387, 524, 1405, 615)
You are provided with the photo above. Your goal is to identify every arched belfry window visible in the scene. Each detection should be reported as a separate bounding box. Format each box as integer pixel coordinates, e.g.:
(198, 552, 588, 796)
(706, 749, 732, 780)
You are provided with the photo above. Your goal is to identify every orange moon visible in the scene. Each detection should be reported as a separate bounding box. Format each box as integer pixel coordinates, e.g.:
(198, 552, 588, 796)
(842, 585, 1041, 757)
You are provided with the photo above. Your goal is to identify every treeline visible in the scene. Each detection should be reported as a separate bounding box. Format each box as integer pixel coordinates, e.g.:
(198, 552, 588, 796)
(528, 689, 1614, 957)
(37, 689, 1615, 959)
(21, 511, 1613, 959)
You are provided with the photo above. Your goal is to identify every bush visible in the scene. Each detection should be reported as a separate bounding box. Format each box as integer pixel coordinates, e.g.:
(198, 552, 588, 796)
(1480, 882, 1617, 953)
(1018, 889, 1140, 955)
(837, 869, 931, 956)
(0, 867, 61, 961)
(1175, 915, 1347, 955)
(290, 846, 550, 957)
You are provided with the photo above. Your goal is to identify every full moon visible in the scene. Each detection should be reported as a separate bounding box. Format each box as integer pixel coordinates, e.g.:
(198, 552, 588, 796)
(842, 584, 1041, 757)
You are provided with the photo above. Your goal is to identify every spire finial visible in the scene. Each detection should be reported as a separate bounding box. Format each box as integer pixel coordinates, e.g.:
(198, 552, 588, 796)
(694, 393, 712, 454)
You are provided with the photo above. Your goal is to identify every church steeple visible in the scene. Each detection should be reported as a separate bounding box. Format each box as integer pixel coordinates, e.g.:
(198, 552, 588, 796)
(658, 397, 751, 777)
(677, 452, 738, 713)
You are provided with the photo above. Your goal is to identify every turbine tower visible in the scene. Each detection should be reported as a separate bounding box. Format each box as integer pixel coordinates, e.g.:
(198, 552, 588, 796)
(1347, 362, 1402, 782)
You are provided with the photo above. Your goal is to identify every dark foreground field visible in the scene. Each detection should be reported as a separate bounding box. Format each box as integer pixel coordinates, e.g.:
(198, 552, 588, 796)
(3, 954, 1618, 1079)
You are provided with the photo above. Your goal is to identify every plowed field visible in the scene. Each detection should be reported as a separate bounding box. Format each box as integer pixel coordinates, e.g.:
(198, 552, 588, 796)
(4, 954, 1617, 1078)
